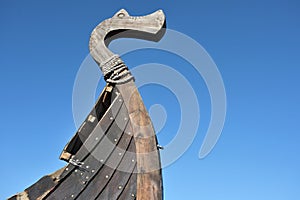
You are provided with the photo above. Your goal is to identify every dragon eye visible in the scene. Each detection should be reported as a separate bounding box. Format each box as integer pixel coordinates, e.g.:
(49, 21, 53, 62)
(117, 12, 125, 18)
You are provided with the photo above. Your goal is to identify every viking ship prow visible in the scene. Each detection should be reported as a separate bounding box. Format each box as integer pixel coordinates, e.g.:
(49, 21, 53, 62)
(9, 9, 166, 200)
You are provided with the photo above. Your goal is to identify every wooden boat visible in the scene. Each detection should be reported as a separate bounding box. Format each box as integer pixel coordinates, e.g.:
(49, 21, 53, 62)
(9, 9, 166, 200)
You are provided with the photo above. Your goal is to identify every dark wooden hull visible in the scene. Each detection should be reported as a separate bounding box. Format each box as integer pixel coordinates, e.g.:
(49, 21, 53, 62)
(9, 82, 162, 200)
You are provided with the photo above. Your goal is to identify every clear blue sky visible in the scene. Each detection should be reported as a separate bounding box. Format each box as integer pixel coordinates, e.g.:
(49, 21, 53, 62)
(1, 0, 300, 199)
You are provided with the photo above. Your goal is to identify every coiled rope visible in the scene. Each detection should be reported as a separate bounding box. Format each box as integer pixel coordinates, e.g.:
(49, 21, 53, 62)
(100, 55, 134, 84)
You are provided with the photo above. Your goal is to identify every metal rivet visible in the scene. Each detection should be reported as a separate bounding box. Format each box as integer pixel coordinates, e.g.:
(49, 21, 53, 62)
(118, 13, 125, 18)
(91, 170, 95, 173)
(131, 194, 135, 197)
(65, 168, 69, 171)
(128, 132, 131, 135)
(75, 169, 78, 173)
(100, 159, 104, 162)
(71, 194, 74, 198)
(114, 138, 118, 142)
(132, 159, 135, 162)
(110, 117, 113, 120)
(118, 185, 122, 189)
(118, 152, 122, 156)
(95, 137, 99, 141)
(88, 115, 96, 123)
(86, 176, 89, 179)
(86, 166, 89, 169)
(124, 117, 128, 121)
(119, 99, 122, 102)
(105, 175, 109, 179)
(80, 172, 83, 175)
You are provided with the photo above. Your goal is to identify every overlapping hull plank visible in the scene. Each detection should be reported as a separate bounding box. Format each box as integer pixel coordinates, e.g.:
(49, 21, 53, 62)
(60, 85, 116, 162)
(44, 89, 137, 200)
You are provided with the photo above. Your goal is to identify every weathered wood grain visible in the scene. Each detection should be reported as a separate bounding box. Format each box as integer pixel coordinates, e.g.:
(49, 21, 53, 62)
(45, 94, 128, 199)
(76, 133, 135, 199)
(60, 85, 114, 161)
(117, 82, 163, 200)
(89, 9, 165, 66)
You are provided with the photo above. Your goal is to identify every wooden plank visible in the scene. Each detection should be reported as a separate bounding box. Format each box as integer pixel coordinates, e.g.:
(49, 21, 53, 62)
(95, 137, 137, 199)
(75, 105, 133, 199)
(44, 93, 124, 199)
(60, 85, 113, 160)
(116, 82, 163, 200)
(118, 167, 137, 200)
(77, 134, 136, 199)
(7, 167, 65, 200)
